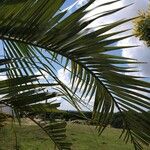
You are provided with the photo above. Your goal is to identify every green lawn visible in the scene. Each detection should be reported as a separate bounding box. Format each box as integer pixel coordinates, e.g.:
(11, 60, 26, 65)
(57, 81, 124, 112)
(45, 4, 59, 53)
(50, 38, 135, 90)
(0, 121, 149, 150)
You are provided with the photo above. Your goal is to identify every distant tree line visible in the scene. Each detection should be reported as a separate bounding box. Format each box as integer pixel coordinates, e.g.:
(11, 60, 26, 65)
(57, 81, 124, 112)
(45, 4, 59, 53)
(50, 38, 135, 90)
(31, 110, 150, 129)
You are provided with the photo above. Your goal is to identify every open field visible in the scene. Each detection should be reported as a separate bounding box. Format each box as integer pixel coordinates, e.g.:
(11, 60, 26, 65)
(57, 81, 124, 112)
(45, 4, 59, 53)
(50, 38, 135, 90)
(0, 120, 149, 150)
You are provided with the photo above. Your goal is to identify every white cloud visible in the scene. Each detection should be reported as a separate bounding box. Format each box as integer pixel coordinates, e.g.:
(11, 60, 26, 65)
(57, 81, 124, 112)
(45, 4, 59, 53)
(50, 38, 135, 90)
(0, 73, 7, 80)
(85, 0, 150, 77)
(35, 70, 50, 80)
(57, 67, 78, 110)
(119, 37, 150, 77)
(76, 0, 88, 8)
(115, 0, 150, 76)
(57, 67, 71, 86)
(57, 67, 95, 111)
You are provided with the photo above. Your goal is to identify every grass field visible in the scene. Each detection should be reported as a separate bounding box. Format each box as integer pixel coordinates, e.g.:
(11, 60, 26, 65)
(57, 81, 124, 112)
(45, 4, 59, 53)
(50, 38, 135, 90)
(0, 120, 149, 150)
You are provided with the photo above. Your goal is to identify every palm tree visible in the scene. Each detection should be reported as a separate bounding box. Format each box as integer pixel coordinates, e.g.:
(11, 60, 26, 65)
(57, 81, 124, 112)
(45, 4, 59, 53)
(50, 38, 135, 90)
(0, 0, 149, 150)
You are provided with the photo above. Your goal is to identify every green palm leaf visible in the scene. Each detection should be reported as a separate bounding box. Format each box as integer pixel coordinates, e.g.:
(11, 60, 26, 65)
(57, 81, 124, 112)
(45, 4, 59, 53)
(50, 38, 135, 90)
(0, 0, 149, 150)
(0, 58, 71, 150)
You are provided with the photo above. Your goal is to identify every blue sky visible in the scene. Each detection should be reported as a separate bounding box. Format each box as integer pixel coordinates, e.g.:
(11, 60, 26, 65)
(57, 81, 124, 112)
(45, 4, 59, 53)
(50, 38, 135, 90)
(0, 0, 149, 111)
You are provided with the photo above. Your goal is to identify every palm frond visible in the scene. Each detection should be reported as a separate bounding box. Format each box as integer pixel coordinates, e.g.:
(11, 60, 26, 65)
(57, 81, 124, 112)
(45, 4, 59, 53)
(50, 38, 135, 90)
(0, 57, 72, 150)
(0, 1, 149, 150)
(29, 116, 72, 150)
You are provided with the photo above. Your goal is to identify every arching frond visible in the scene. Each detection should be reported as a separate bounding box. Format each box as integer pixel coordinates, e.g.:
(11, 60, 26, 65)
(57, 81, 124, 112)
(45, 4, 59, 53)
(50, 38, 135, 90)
(0, 58, 72, 150)
(0, 1, 149, 150)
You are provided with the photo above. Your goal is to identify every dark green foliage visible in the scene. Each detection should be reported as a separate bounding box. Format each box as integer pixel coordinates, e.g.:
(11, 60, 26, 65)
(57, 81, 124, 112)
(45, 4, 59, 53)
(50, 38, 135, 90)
(111, 112, 124, 129)
(45, 111, 92, 121)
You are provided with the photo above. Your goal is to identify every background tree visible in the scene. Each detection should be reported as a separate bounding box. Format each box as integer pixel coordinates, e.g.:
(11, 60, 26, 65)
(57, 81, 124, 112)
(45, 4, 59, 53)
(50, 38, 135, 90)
(134, 7, 150, 46)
